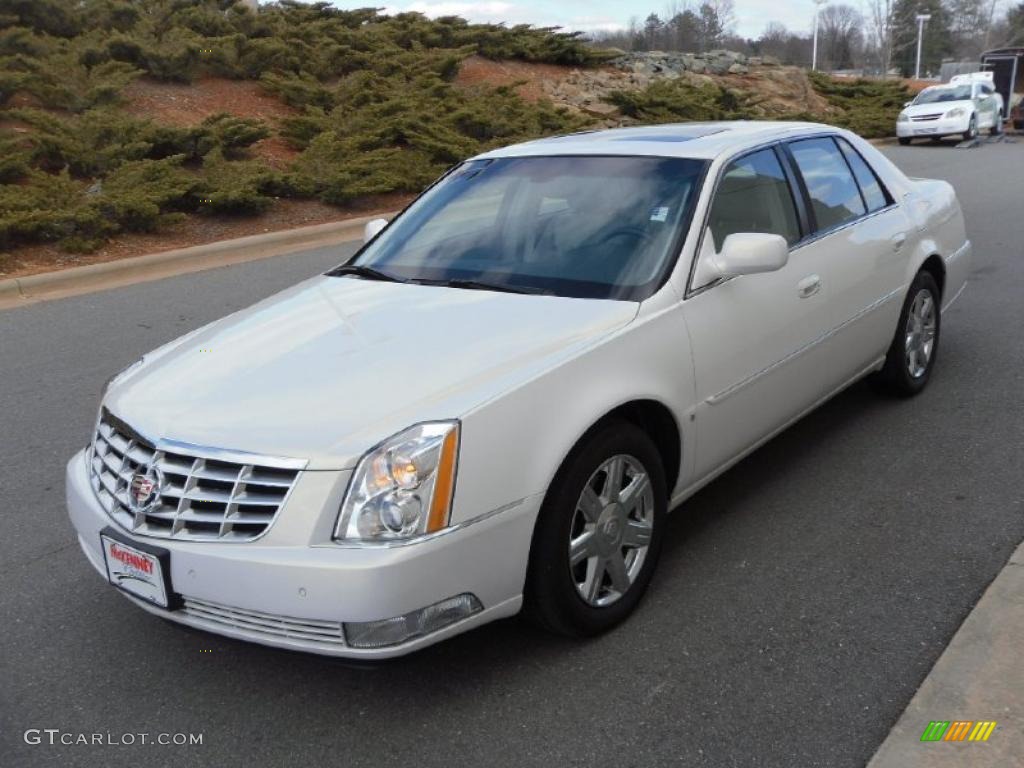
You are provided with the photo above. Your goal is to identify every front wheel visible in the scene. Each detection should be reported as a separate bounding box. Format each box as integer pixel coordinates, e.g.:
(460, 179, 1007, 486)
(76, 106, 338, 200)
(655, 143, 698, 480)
(963, 114, 978, 141)
(524, 419, 667, 637)
(872, 271, 941, 396)
(898, 137, 911, 146)
(990, 112, 1003, 136)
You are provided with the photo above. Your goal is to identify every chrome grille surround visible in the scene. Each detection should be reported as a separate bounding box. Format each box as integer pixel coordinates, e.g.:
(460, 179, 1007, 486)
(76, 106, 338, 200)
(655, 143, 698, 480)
(911, 114, 943, 122)
(180, 597, 346, 648)
(88, 409, 306, 542)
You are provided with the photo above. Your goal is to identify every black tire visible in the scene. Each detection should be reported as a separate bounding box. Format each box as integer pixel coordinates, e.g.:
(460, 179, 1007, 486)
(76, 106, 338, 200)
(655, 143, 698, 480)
(871, 271, 941, 397)
(524, 419, 667, 637)
(990, 112, 1003, 136)
(898, 137, 911, 146)
(962, 114, 977, 141)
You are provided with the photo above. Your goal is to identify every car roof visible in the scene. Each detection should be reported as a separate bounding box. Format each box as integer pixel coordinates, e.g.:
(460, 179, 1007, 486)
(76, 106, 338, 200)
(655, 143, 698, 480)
(473, 121, 840, 161)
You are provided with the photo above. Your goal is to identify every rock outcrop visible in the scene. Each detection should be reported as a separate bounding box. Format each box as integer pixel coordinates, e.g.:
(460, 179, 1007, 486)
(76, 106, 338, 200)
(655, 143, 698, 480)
(610, 50, 782, 77)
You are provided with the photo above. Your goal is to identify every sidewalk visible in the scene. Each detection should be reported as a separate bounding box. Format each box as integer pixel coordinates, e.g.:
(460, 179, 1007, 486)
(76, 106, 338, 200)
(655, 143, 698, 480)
(867, 540, 1024, 768)
(0, 213, 388, 311)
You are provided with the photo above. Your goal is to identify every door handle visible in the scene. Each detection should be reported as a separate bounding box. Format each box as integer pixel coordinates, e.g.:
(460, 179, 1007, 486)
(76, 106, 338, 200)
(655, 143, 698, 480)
(797, 274, 821, 299)
(892, 232, 907, 252)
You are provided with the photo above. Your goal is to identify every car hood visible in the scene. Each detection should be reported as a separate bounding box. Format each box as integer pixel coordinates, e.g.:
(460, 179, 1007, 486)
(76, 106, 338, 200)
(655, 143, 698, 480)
(903, 99, 972, 116)
(105, 276, 638, 469)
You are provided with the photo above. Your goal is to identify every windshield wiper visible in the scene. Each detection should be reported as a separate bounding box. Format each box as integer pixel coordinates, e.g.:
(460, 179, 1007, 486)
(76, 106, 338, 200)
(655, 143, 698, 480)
(434, 278, 552, 295)
(327, 264, 406, 283)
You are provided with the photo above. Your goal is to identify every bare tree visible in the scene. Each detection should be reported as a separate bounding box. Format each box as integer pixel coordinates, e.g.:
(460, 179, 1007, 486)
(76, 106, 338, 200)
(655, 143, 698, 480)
(866, 0, 895, 76)
(818, 4, 863, 70)
(754, 21, 812, 65)
(707, 0, 736, 36)
(758, 21, 791, 59)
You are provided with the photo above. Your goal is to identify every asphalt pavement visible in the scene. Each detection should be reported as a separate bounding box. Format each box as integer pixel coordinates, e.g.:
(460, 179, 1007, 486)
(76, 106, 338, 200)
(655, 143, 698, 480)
(2, 140, 1023, 768)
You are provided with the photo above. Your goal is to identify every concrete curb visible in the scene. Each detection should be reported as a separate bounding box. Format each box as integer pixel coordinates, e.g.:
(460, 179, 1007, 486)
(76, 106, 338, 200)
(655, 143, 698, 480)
(0, 212, 394, 311)
(867, 540, 1024, 768)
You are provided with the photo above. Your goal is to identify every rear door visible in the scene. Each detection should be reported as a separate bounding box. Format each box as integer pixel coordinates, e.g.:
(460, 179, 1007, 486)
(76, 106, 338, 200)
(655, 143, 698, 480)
(783, 136, 911, 382)
(683, 146, 836, 480)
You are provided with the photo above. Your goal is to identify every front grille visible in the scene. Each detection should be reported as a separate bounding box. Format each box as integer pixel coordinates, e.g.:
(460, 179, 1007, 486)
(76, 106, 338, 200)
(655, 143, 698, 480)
(88, 410, 302, 542)
(911, 114, 943, 122)
(180, 597, 346, 647)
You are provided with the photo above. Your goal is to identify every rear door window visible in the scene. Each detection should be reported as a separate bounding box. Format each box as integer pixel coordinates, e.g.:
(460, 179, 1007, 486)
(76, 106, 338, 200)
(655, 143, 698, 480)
(787, 137, 866, 232)
(836, 139, 890, 213)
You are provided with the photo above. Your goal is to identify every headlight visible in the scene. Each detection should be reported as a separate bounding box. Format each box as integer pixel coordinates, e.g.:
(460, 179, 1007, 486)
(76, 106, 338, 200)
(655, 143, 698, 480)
(334, 422, 459, 542)
(945, 107, 967, 118)
(897, 112, 910, 123)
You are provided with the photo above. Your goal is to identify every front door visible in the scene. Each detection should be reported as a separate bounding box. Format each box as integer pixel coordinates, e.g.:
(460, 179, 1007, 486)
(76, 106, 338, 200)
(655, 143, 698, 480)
(683, 146, 836, 481)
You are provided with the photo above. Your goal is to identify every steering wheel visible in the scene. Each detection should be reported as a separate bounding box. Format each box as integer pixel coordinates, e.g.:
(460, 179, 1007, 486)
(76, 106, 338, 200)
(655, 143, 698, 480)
(584, 225, 655, 251)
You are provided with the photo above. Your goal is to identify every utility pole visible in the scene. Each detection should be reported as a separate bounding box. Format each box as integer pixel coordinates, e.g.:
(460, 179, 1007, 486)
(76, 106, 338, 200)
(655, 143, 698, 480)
(812, 0, 827, 70)
(914, 13, 931, 80)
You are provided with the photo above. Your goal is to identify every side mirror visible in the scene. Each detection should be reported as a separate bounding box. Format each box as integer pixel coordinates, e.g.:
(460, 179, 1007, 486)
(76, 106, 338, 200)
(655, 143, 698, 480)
(904, 100, 913, 108)
(363, 217, 388, 244)
(711, 233, 789, 278)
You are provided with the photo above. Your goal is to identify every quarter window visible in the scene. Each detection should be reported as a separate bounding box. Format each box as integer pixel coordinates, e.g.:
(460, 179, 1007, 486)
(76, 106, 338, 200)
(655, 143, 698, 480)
(788, 138, 866, 232)
(836, 139, 889, 213)
(706, 148, 801, 253)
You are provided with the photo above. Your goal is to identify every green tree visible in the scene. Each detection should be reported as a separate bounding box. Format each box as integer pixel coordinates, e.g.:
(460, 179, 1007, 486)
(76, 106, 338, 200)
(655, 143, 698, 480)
(697, 3, 724, 52)
(890, 0, 952, 77)
(669, 10, 701, 52)
(1009, 3, 1024, 44)
(642, 13, 663, 51)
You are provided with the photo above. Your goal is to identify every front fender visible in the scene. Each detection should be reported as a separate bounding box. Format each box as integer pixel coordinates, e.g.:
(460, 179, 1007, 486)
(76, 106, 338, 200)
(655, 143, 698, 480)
(452, 304, 695, 527)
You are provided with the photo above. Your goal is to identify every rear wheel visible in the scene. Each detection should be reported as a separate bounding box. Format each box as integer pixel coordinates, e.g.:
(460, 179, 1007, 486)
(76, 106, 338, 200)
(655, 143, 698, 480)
(872, 271, 941, 396)
(524, 419, 667, 637)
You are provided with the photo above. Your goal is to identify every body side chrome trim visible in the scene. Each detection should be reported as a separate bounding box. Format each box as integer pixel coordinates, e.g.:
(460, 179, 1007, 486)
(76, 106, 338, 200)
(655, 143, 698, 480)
(706, 286, 903, 405)
(944, 239, 970, 264)
(673, 355, 886, 510)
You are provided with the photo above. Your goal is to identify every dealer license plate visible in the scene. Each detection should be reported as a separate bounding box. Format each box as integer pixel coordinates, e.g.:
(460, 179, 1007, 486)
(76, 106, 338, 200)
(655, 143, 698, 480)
(101, 532, 170, 608)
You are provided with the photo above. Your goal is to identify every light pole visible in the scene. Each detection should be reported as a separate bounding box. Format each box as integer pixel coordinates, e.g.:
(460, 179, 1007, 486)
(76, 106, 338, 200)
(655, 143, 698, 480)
(914, 13, 931, 80)
(811, 0, 827, 70)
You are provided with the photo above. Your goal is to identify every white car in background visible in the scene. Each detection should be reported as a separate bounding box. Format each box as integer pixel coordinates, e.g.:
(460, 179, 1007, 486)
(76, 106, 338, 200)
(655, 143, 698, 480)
(67, 122, 970, 658)
(897, 72, 1004, 144)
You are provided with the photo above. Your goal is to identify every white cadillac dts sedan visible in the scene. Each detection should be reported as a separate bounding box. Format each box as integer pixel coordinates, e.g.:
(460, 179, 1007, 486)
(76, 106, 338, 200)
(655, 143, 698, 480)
(67, 122, 970, 658)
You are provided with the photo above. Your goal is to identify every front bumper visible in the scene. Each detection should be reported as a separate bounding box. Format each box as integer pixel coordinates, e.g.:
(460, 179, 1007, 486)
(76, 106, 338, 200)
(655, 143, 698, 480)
(66, 450, 539, 658)
(896, 116, 970, 138)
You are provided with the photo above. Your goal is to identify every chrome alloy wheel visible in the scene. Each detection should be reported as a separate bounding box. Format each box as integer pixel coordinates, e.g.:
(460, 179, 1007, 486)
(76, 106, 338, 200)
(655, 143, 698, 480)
(568, 454, 655, 607)
(905, 288, 937, 378)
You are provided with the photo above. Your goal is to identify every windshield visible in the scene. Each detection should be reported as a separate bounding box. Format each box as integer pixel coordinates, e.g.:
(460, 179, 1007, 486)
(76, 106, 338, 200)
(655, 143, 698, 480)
(345, 155, 707, 300)
(914, 85, 972, 104)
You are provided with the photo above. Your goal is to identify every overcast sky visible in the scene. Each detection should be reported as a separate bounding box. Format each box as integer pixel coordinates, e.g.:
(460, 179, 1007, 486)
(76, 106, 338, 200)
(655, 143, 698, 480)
(329, 1, 821, 39)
